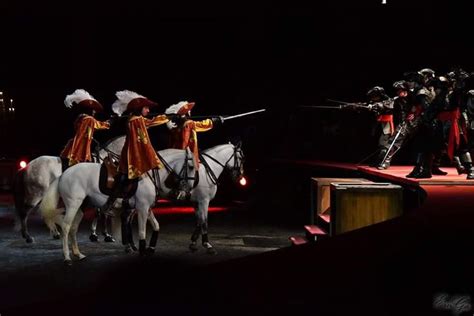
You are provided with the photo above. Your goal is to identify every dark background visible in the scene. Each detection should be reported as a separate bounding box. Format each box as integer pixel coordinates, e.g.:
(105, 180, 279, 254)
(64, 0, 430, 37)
(1, 1, 473, 164)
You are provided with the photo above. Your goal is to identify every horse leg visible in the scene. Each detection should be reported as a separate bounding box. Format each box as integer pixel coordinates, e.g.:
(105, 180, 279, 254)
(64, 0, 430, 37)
(145, 209, 159, 256)
(189, 225, 201, 252)
(61, 206, 80, 265)
(121, 208, 136, 253)
(198, 200, 216, 255)
(70, 210, 86, 260)
(19, 206, 35, 243)
(14, 169, 35, 243)
(201, 221, 216, 255)
(137, 209, 148, 256)
(89, 214, 99, 242)
(102, 214, 115, 242)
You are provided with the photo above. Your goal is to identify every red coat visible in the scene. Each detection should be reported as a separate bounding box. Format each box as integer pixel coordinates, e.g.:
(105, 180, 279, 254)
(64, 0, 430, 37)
(168, 119, 214, 168)
(119, 114, 169, 179)
(60, 114, 110, 166)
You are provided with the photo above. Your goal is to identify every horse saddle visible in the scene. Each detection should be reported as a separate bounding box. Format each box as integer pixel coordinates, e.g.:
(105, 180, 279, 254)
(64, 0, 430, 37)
(164, 150, 199, 201)
(99, 156, 138, 198)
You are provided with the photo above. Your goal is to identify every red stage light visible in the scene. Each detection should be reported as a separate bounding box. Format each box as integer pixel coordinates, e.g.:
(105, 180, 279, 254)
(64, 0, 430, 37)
(239, 176, 247, 186)
(19, 160, 27, 169)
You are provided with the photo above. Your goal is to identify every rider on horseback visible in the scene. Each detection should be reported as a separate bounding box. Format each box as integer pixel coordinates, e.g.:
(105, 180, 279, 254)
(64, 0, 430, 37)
(60, 89, 111, 170)
(165, 101, 223, 199)
(101, 90, 169, 214)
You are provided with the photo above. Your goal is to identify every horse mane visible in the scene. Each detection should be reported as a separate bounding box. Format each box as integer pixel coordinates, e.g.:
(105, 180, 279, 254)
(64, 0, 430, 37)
(202, 143, 233, 155)
(157, 148, 186, 159)
(102, 135, 126, 148)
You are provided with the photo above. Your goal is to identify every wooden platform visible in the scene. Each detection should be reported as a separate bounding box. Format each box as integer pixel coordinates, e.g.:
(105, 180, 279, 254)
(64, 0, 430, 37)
(358, 165, 474, 186)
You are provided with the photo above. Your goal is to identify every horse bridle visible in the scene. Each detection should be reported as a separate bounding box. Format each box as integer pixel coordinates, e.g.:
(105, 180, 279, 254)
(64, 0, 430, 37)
(91, 138, 120, 163)
(200, 144, 245, 181)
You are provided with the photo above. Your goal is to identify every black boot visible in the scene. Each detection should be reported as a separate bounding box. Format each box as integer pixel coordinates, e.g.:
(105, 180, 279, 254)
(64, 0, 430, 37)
(461, 153, 474, 180)
(431, 154, 447, 176)
(411, 153, 433, 179)
(466, 163, 474, 180)
(372, 149, 386, 168)
(406, 153, 424, 178)
(453, 156, 466, 175)
(377, 148, 394, 170)
(100, 173, 127, 215)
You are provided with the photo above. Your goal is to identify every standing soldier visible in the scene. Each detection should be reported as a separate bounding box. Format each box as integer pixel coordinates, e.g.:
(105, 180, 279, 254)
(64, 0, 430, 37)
(404, 68, 439, 178)
(365, 86, 395, 165)
(446, 69, 474, 179)
(377, 80, 416, 170)
(60, 89, 110, 169)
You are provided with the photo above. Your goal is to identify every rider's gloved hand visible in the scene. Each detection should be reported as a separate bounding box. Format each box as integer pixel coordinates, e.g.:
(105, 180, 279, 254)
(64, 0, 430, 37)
(166, 121, 177, 130)
(211, 116, 224, 125)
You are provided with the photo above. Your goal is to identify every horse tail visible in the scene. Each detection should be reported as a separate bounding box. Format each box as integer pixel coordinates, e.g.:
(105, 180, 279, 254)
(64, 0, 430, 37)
(39, 178, 62, 232)
(13, 168, 26, 231)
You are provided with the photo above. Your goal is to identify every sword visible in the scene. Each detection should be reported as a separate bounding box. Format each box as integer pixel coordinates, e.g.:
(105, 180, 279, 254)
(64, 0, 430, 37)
(222, 109, 266, 121)
(120, 109, 266, 121)
(380, 123, 405, 165)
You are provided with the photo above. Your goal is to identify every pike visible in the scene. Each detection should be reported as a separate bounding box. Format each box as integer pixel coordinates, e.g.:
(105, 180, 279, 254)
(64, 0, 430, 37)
(298, 105, 345, 110)
(327, 99, 371, 109)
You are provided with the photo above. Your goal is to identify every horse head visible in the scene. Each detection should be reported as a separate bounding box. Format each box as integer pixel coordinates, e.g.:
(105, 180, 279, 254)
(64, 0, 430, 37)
(225, 141, 245, 182)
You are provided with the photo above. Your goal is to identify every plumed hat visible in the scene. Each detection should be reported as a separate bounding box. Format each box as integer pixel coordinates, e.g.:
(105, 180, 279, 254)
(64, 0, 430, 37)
(64, 89, 103, 112)
(165, 101, 195, 116)
(112, 90, 158, 116)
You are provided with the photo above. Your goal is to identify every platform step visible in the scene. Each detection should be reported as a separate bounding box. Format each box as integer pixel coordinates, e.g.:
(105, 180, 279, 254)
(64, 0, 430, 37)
(319, 213, 330, 223)
(304, 225, 328, 242)
(316, 214, 330, 234)
(289, 235, 308, 246)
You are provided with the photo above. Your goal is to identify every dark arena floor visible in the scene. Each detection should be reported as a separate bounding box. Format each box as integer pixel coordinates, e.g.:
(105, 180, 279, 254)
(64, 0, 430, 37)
(0, 193, 300, 316)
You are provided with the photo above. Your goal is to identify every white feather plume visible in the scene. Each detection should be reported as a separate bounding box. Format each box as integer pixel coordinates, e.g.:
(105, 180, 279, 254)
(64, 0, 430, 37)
(112, 90, 145, 116)
(165, 101, 188, 114)
(64, 89, 97, 108)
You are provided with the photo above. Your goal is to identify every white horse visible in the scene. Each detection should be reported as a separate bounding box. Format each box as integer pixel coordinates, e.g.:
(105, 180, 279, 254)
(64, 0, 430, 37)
(13, 136, 125, 243)
(39, 143, 244, 264)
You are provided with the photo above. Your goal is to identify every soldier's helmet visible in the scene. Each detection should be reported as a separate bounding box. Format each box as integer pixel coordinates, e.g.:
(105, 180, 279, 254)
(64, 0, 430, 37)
(367, 86, 388, 100)
(447, 68, 470, 87)
(418, 68, 436, 78)
(393, 80, 408, 91)
(418, 68, 436, 85)
(403, 71, 423, 84)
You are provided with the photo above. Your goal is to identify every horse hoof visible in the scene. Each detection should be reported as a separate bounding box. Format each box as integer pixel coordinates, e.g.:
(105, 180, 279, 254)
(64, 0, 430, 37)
(104, 235, 115, 243)
(124, 246, 134, 253)
(89, 234, 99, 242)
(131, 244, 138, 252)
(206, 247, 217, 255)
(64, 260, 73, 266)
(189, 243, 198, 252)
(145, 247, 155, 256)
(53, 234, 60, 240)
(26, 236, 35, 243)
(78, 255, 87, 261)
